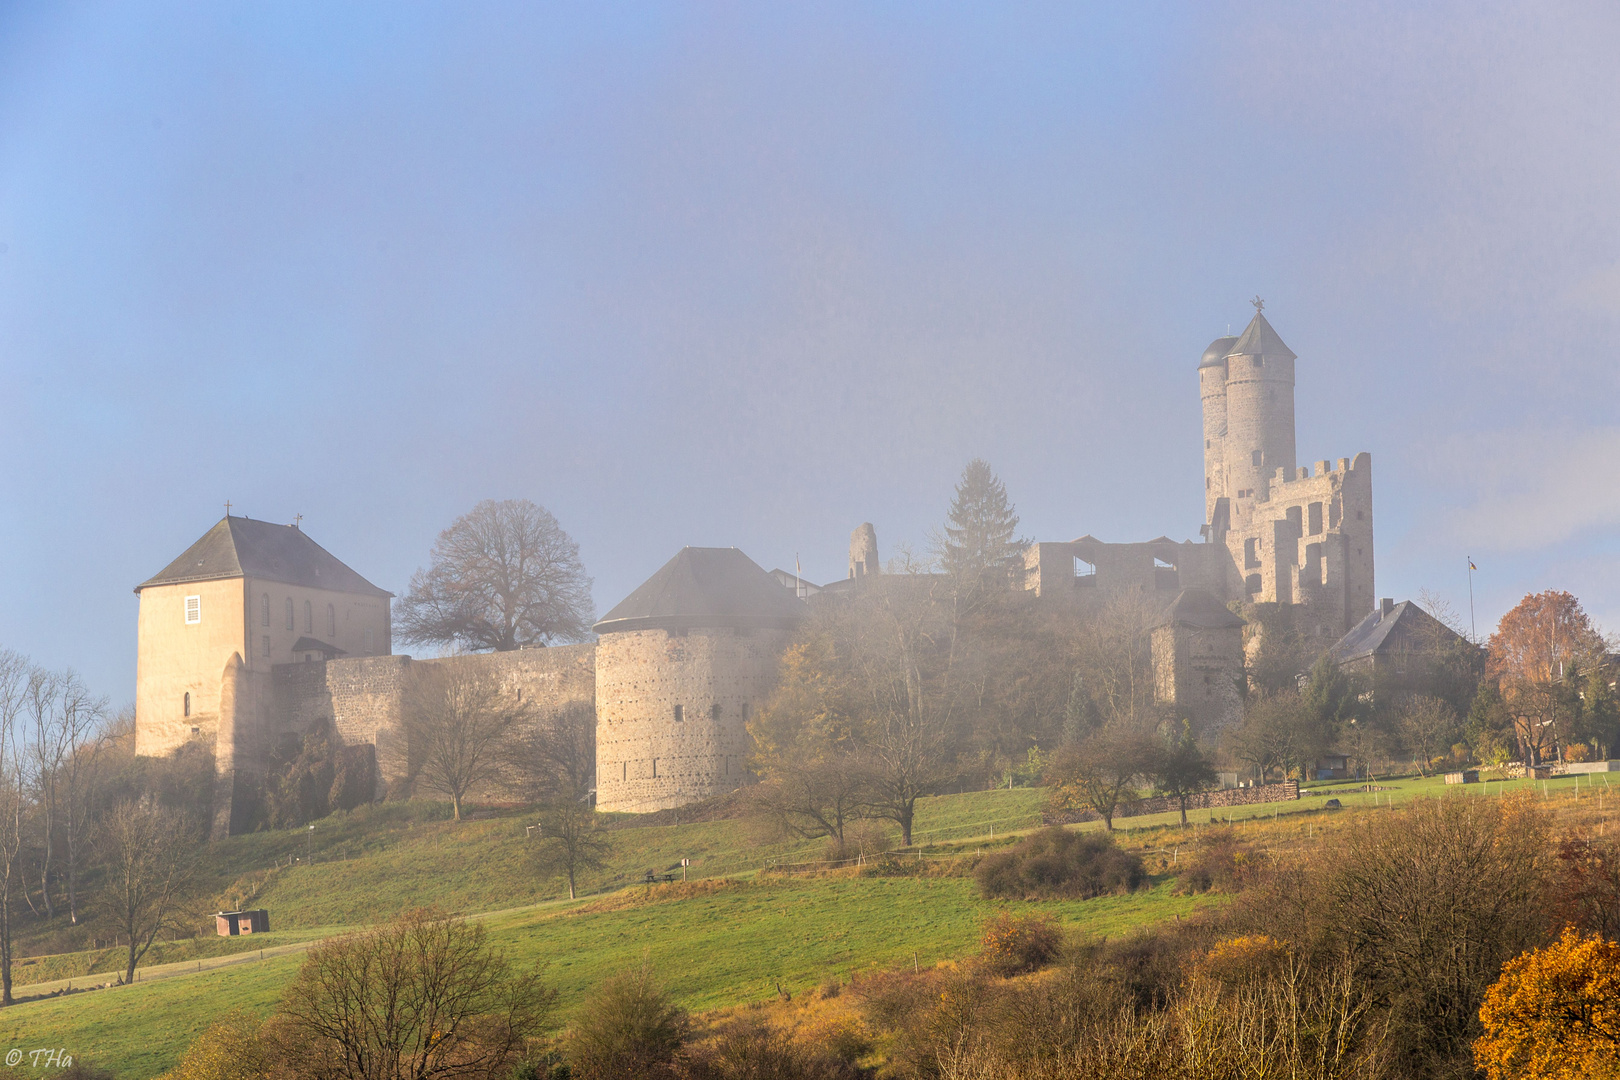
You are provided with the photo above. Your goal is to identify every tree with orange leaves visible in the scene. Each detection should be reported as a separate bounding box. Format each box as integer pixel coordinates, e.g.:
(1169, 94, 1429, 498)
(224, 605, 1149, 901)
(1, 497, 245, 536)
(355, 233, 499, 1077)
(1475, 927, 1620, 1080)
(1485, 592, 1607, 766)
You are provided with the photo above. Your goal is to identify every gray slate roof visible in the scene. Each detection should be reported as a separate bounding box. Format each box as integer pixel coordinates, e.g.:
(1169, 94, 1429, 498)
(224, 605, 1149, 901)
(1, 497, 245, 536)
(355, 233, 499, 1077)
(1328, 600, 1461, 664)
(135, 517, 393, 598)
(1227, 311, 1297, 361)
(593, 547, 807, 635)
(1162, 589, 1246, 630)
(1199, 335, 1239, 368)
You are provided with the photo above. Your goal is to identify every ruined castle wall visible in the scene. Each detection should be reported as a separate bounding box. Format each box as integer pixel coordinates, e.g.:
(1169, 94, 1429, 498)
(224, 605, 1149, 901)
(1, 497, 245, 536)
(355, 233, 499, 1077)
(270, 645, 597, 792)
(594, 626, 789, 814)
(1221, 454, 1373, 636)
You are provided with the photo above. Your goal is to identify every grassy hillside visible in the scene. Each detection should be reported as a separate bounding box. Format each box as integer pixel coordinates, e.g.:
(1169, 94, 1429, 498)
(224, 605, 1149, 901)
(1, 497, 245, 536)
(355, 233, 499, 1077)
(10, 770, 1617, 1077)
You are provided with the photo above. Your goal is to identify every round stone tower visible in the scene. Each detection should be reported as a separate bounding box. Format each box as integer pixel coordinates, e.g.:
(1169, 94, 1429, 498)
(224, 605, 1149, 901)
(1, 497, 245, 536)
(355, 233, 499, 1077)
(1199, 334, 1238, 523)
(592, 547, 806, 814)
(1218, 304, 1296, 513)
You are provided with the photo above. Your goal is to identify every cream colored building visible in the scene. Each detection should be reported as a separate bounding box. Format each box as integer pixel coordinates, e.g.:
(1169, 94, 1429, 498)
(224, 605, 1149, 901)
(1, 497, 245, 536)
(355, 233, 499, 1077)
(133, 515, 393, 760)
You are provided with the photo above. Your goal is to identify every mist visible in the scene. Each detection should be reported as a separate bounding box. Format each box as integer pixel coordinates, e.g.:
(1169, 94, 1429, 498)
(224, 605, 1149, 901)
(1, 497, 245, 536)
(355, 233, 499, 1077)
(3, 1, 1619, 699)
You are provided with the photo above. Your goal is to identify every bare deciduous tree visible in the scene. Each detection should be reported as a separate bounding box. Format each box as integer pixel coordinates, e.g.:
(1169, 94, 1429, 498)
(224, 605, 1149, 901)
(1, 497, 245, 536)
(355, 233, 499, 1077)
(97, 800, 194, 985)
(403, 662, 531, 821)
(27, 670, 105, 923)
(1397, 695, 1459, 776)
(273, 907, 554, 1080)
(528, 799, 610, 900)
(506, 702, 596, 803)
(396, 499, 594, 652)
(0, 651, 30, 1005)
(1045, 730, 1156, 831)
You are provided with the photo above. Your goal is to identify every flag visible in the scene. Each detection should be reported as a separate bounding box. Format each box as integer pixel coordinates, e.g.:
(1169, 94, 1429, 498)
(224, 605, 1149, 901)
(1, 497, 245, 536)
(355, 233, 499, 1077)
(1468, 558, 1478, 571)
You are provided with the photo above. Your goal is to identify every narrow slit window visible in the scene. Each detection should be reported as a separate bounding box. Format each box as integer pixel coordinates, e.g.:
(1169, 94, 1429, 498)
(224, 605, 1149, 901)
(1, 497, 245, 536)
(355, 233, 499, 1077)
(261, 594, 270, 627)
(327, 604, 336, 637)
(183, 692, 191, 717)
(304, 600, 312, 633)
(285, 597, 294, 631)
(262, 635, 271, 658)
(184, 595, 201, 624)
(673, 705, 684, 723)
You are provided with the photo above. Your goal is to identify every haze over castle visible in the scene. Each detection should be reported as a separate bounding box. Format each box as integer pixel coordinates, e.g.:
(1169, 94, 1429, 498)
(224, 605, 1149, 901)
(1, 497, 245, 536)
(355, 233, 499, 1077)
(132, 305, 1376, 831)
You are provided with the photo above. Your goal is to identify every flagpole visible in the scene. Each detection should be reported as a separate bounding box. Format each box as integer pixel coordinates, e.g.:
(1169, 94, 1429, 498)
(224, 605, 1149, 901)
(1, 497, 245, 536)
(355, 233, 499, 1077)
(1467, 556, 1477, 644)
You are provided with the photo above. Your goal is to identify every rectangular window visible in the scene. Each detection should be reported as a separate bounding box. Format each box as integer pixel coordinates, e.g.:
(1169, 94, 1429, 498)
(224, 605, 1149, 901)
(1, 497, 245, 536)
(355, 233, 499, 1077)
(262, 635, 271, 658)
(652, 758, 658, 778)
(709, 703, 721, 722)
(1251, 449, 1262, 466)
(622, 761, 627, 781)
(1244, 538, 1260, 568)
(286, 598, 294, 631)
(363, 628, 374, 654)
(1308, 502, 1324, 535)
(741, 703, 749, 722)
(673, 704, 684, 723)
(184, 595, 201, 624)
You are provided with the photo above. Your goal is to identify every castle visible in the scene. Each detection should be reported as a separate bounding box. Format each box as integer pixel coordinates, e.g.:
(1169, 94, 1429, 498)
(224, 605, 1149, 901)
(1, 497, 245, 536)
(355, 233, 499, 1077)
(132, 304, 1372, 831)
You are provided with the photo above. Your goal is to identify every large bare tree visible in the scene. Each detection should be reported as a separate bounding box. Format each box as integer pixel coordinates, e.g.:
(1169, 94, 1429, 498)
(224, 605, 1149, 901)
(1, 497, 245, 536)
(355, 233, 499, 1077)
(26, 669, 105, 923)
(97, 800, 194, 985)
(272, 908, 554, 1080)
(396, 499, 594, 652)
(0, 651, 30, 1006)
(506, 702, 596, 803)
(402, 662, 532, 820)
(528, 799, 610, 900)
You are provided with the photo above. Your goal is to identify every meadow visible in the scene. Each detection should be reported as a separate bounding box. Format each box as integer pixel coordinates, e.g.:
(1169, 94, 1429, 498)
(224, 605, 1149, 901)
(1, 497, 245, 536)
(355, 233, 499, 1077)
(7, 769, 1615, 1077)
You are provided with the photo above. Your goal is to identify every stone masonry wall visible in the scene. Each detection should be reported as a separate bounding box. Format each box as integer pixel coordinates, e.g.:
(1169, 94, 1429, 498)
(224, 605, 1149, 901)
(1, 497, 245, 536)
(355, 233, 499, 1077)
(594, 626, 789, 813)
(270, 645, 597, 794)
(1044, 780, 1299, 825)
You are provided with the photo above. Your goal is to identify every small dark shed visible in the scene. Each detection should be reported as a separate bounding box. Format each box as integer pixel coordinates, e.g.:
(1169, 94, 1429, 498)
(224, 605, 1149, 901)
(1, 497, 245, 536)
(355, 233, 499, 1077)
(216, 909, 270, 936)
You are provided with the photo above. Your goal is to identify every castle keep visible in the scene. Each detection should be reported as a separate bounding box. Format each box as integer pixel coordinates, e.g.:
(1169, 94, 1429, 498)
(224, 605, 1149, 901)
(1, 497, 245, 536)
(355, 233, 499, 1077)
(132, 304, 1372, 827)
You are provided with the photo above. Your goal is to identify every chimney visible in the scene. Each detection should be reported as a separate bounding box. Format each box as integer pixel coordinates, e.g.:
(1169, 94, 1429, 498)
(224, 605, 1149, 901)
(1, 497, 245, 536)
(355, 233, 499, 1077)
(1379, 598, 1394, 618)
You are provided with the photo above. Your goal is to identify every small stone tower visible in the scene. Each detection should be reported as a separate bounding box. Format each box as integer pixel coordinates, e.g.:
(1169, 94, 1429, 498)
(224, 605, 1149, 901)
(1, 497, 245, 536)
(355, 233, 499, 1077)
(849, 523, 880, 580)
(1202, 301, 1298, 525)
(592, 547, 806, 813)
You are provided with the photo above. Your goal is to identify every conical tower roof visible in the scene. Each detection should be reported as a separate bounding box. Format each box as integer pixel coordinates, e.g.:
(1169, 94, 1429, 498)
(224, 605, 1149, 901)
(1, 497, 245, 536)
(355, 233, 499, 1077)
(1227, 310, 1296, 361)
(593, 547, 806, 635)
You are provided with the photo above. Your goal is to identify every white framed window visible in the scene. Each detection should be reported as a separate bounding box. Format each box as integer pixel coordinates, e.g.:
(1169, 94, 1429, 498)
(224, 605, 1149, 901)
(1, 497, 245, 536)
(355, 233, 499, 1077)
(184, 596, 201, 624)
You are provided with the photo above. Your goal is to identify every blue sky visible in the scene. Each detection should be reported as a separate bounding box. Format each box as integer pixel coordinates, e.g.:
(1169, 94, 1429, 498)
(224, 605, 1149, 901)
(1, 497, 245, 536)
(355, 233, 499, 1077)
(4, 1, 1620, 702)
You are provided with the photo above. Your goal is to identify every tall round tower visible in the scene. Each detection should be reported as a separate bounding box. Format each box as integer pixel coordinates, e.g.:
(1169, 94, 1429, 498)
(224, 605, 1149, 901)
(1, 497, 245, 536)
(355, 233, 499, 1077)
(1219, 303, 1297, 510)
(592, 547, 806, 814)
(1199, 334, 1238, 524)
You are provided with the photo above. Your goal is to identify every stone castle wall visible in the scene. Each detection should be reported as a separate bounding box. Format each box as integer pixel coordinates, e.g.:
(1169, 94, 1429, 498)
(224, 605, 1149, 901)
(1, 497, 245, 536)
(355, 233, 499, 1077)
(268, 645, 597, 791)
(1220, 453, 1373, 635)
(594, 626, 789, 813)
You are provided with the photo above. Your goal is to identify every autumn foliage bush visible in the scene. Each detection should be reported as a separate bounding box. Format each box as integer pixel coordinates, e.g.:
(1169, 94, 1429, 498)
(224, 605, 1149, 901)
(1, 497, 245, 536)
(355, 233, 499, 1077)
(976, 911, 1063, 977)
(1475, 927, 1620, 1080)
(974, 827, 1145, 901)
(1172, 828, 1269, 894)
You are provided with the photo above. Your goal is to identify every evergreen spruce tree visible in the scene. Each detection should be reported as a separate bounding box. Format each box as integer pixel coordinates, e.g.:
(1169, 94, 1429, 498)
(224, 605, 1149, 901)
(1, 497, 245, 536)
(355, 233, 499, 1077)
(940, 459, 1026, 599)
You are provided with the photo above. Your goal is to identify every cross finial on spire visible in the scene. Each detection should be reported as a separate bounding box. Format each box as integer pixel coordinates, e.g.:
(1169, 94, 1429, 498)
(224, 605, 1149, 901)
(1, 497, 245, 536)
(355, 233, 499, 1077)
(1251, 295, 1265, 314)
(293, 513, 303, 530)
(224, 499, 232, 517)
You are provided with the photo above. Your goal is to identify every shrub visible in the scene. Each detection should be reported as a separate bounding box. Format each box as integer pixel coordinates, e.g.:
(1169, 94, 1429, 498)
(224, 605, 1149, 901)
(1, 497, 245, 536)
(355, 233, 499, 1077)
(977, 911, 1063, 977)
(156, 1010, 271, 1080)
(679, 1015, 864, 1080)
(567, 962, 691, 1080)
(975, 827, 1145, 900)
(1193, 935, 1290, 989)
(1172, 828, 1268, 895)
(1475, 928, 1620, 1080)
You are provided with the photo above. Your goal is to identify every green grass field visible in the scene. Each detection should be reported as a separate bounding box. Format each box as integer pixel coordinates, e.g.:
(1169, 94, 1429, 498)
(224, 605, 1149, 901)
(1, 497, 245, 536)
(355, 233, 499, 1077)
(9, 769, 1615, 1078)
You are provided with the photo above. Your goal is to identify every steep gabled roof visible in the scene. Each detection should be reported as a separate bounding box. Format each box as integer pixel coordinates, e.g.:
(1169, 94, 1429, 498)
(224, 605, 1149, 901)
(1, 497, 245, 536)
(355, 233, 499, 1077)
(1329, 600, 1465, 664)
(1227, 311, 1297, 361)
(593, 547, 807, 635)
(1161, 589, 1246, 630)
(135, 517, 393, 598)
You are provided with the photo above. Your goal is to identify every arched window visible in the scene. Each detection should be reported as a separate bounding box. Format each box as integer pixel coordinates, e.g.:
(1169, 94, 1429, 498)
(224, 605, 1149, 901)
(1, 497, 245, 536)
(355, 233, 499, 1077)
(183, 692, 191, 717)
(285, 597, 294, 631)
(327, 604, 336, 638)
(304, 600, 312, 633)
(261, 594, 270, 627)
